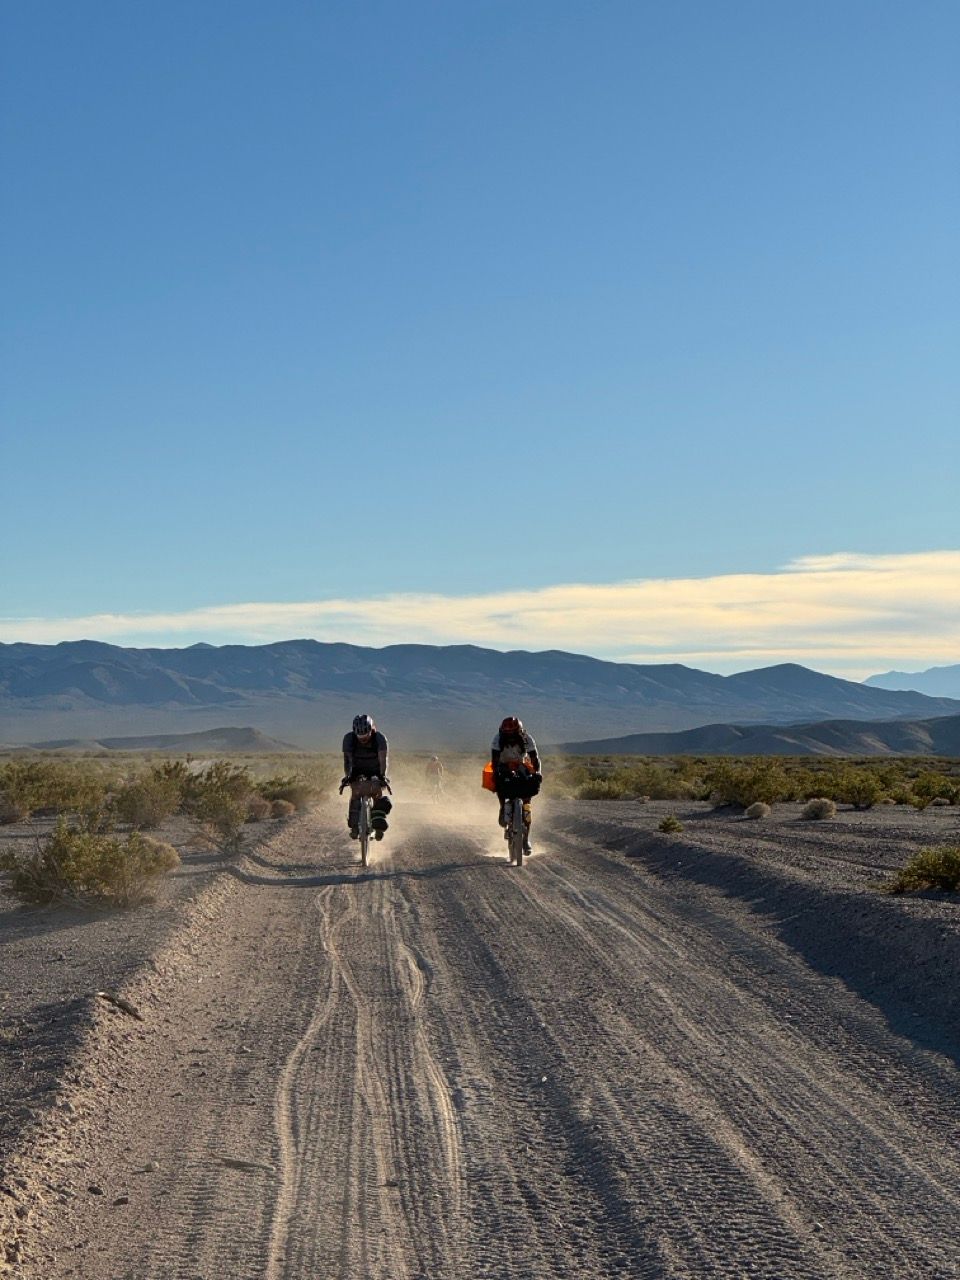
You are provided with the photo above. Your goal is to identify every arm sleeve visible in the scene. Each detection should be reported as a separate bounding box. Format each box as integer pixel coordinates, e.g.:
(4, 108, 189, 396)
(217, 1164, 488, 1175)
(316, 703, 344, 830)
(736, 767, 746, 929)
(378, 734, 389, 777)
(341, 733, 353, 777)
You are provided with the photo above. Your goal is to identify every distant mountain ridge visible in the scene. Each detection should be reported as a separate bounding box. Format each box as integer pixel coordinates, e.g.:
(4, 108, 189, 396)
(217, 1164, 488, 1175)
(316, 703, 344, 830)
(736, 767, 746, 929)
(8, 727, 296, 755)
(2, 640, 960, 749)
(557, 713, 960, 757)
(865, 663, 960, 699)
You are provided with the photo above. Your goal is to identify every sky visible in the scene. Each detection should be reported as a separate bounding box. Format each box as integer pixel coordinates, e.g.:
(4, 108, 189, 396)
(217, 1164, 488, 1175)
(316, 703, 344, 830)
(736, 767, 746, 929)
(2, 1, 957, 677)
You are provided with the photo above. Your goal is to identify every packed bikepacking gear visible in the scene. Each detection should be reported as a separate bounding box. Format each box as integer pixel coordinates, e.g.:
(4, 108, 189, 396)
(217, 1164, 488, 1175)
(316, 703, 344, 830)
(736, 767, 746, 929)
(489, 717, 542, 858)
(342, 715, 389, 837)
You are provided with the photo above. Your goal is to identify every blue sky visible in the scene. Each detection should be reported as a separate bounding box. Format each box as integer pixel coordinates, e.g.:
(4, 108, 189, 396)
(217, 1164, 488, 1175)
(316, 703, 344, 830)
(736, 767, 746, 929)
(2, 1, 957, 671)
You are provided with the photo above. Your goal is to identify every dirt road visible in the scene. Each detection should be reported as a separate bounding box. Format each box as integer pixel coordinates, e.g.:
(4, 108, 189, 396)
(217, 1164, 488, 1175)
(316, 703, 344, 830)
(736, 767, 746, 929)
(9, 801, 960, 1279)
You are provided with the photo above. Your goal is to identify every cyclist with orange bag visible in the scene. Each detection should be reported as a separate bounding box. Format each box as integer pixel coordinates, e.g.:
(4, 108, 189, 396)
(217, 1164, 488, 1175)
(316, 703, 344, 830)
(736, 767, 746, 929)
(490, 716, 542, 856)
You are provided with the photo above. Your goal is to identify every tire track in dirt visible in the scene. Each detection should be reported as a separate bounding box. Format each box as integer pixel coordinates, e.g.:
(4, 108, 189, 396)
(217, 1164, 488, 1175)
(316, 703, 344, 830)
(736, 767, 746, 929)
(265, 851, 467, 1279)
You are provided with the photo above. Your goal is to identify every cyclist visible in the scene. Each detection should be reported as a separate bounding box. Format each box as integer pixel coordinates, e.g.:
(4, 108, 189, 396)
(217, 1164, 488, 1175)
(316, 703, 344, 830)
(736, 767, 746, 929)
(491, 716, 542, 855)
(341, 714, 391, 840)
(425, 755, 444, 797)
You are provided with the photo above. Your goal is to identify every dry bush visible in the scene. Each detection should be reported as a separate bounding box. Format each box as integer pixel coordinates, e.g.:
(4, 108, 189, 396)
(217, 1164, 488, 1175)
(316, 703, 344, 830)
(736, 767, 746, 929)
(836, 768, 883, 811)
(115, 770, 182, 829)
(0, 794, 28, 825)
(184, 761, 252, 846)
(802, 797, 837, 820)
(658, 814, 683, 834)
(745, 801, 771, 819)
(703, 760, 790, 808)
(885, 845, 960, 894)
(576, 763, 691, 802)
(246, 793, 272, 823)
(1, 819, 179, 907)
(910, 771, 955, 810)
(578, 779, 633, 800)
(0, 759, 110, 819)
(257, 774, 316, 812)
(270, 799, 296, 819)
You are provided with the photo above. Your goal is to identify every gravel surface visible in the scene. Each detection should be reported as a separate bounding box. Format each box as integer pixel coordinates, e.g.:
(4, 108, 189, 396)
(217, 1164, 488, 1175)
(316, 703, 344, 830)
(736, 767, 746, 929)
(2, 798, 959, 1278)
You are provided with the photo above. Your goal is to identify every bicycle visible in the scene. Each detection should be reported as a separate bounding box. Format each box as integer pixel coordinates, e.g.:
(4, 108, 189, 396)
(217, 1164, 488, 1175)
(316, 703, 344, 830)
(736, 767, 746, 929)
(339, 775, 391, 867)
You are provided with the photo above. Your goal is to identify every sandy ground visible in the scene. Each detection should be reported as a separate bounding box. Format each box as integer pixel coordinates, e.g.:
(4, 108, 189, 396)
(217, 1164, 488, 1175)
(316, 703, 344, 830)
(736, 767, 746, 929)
(2, 796, 959, 1279)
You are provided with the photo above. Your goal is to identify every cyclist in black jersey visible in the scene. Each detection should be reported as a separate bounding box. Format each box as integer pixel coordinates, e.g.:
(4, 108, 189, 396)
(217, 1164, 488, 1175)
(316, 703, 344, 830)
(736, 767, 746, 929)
(341, 713, 390, 840)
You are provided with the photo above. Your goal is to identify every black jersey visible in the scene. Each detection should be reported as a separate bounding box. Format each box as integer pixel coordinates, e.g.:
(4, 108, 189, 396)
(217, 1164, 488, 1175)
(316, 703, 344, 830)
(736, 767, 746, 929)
(342, 729, 388, 777)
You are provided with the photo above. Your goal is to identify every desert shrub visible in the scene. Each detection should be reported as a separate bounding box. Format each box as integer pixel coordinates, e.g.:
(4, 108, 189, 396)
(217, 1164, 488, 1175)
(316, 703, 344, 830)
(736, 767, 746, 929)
(271, 798, 296, 819)
(885, 845, 960, 894)
(245, 793, 272, 823)
(257, 773, 316, 812)
(152, 759, 192, 789)
(619, 763, 693, 800)
(578, 778, 632, 800)
(703, 760, 790, 808)
(888, 786, 916, 806)
(114, 770, 182, 829)
(802, 797, 837, 820)
(789, 767, 826, 802)
(658, 814, 683, 834)
(0, 760, 110, 821)
(184, 761, 252, 846)
(835, 768, 883, 810)
(910, 771, 954, 811)
(1, 818, 179, 907)
(0, 793, 28, 824)
(745, 802, 771, 819)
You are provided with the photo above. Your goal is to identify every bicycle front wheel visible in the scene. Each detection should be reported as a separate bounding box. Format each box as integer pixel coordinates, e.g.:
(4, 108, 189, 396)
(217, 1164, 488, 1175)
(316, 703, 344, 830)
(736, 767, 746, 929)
(510, 800, 524, 867)
(359, 798, 370, 867)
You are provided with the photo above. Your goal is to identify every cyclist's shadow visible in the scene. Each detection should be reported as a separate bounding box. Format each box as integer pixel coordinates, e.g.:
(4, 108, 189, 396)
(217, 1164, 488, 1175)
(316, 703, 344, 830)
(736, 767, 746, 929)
(225, 856, 498, 889)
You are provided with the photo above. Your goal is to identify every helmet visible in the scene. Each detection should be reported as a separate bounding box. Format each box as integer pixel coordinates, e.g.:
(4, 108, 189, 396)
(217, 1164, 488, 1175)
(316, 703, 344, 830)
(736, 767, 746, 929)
(353, 713, 375, 737)
(499, 716, 523, 737)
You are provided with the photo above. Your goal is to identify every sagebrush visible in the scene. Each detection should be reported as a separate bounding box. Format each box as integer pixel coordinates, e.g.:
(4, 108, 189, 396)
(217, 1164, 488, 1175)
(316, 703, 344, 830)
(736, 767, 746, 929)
(885, 845, 960, 894)
(1, 818, 179, 906)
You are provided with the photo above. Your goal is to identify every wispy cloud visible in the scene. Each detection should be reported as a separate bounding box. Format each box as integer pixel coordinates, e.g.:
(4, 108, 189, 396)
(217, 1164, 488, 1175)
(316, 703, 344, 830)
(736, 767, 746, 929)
(2, 550, 958, 678)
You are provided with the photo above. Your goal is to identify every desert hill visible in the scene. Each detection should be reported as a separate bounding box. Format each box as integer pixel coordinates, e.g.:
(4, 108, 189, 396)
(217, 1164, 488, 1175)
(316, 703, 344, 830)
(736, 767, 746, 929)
(557, 713, 960, 757)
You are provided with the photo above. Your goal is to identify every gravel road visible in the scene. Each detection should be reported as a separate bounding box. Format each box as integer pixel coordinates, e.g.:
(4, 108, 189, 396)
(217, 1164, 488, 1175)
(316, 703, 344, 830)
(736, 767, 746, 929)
(4, 799, 959, 1279)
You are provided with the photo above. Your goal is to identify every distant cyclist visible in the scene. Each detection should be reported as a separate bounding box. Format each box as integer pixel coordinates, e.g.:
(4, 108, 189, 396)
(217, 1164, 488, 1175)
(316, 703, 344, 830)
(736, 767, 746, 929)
(341, 714, 391, 841)
(425, 755, 444, 798)
(491, 717, 542, 855)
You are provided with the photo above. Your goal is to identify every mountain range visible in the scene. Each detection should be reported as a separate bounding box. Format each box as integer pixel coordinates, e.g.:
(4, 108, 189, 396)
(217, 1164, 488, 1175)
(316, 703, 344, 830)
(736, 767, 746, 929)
(3, 640, 960, 749)
(558, 713, 960, 758)
(865, 663, 960, 699)
(2, 727, 296, 756)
